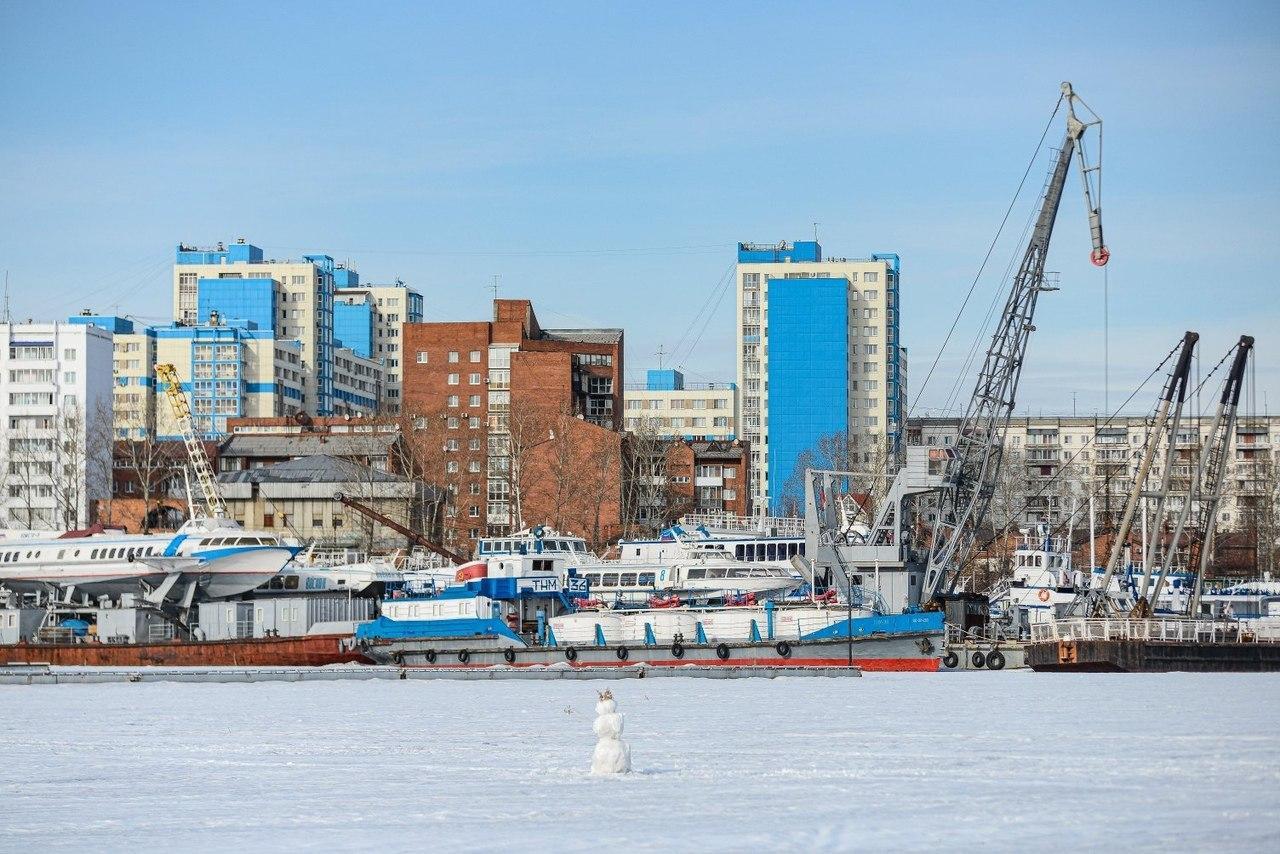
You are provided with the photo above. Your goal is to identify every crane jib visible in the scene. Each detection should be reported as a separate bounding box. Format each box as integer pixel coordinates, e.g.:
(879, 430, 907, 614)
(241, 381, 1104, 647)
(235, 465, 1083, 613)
(922, 84, 1107, 602)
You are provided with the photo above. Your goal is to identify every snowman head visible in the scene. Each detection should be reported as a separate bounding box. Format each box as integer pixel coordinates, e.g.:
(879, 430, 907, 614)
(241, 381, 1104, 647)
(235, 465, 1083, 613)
(595, 689, 617, 715)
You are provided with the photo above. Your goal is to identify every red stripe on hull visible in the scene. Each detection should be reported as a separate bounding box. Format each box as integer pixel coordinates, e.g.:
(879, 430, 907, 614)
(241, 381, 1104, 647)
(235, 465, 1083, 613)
(408, 656, 940, 672)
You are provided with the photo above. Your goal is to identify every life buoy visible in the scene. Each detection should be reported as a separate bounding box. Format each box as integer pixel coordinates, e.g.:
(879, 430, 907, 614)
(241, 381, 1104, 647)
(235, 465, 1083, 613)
(616, 646, 629, 661)
(775, 641, 792, 658)
(715, 643, 730, 660)
(457, 649, 470, 664)
(565, 646, 578, 662)
(671, 642, 685, 659)
(503, 648, 516, 664)
(942, 650, 959, 669)
(987, 650, 1006, 671)
(971, 650, 987, 669)
(1037, 589, 1051, 603)
(424, 649, 437, 664)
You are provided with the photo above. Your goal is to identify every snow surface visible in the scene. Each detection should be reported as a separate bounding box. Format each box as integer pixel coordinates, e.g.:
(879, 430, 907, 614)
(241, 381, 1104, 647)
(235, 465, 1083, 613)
(2, 672, 1278, 852)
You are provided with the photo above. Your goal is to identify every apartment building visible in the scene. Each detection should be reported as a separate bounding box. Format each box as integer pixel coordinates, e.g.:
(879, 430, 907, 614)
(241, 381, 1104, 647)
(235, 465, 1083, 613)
(402, 298, 624, 550)
(622, 369, 737, 441)
(908, 415, 1280, 535)
(735, 240, 902, 513)
(0, 321, 113, 529)
(334, 272, 424, 413)
(173, 239, 339, 414)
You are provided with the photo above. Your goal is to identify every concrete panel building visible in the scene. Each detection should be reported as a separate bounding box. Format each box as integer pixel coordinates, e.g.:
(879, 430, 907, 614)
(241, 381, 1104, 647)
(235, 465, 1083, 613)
(622, 369, 737, 441)
(1, 321, 113, 529)
(334, 273, 424, 413)
(735, 240, 902, 513)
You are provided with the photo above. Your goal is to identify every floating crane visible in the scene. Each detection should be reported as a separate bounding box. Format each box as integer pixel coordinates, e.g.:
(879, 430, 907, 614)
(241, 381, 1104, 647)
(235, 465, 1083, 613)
(921, 82, 1108, 602)
(155, 362, 227, 519)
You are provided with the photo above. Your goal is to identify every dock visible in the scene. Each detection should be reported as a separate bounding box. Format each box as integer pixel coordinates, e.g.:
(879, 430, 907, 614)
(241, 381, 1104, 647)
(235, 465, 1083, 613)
(0, 663, 862, 685)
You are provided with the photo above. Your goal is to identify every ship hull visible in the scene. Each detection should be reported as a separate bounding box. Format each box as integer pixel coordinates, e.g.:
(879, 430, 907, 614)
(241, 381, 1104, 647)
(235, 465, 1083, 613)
(358, 632, 941, 672)
(0, 634, 368, 667)
(1026, 638, 1280, 672)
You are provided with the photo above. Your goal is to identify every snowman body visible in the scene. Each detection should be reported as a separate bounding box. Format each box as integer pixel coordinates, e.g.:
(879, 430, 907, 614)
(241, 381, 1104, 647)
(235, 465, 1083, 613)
(590, 695, 631, 774)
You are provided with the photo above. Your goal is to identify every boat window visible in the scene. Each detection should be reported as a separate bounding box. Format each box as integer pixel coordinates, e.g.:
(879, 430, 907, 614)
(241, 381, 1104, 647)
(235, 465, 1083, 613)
(284, 575, 299, 590)
(90, 549, 99, 560)
(799, 543, 805, 555)
(638, 572, 655, 586)
(586, 573, 601, 586)
(601, 573, 619, 587)
(708, 568, 728, 579)
(620, 573, 637, 586)
(686, 568, 706, 579)
(766, 544, 777, 561)
(755, 544, 765, 561)
(57, 549, 64, 559)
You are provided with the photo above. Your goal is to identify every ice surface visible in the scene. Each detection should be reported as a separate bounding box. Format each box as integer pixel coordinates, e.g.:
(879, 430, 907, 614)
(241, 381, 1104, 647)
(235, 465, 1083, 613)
(2, 672, 1278, 852)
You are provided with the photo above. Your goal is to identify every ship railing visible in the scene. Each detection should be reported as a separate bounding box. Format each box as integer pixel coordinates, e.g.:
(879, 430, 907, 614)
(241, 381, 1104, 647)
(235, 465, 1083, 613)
(1030, 618, 1280, 645)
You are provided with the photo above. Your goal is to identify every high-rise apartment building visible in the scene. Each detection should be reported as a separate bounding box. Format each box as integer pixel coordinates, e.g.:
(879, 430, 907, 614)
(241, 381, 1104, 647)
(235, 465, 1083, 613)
(735, 241, 902, 512)
(622, 370, 738, 441)
(334, 275, 424, 412)
(173, 239, 338, 414)
(402, 299, 623, 550)
(1, 321, 113, 529)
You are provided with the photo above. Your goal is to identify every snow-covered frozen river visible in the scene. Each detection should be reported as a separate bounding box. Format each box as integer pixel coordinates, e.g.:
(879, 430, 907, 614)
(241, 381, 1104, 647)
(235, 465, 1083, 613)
(2, 672, 1278, 852)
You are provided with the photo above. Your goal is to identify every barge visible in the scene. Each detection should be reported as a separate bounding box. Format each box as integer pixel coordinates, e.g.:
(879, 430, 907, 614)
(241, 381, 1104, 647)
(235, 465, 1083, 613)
(1025, 617, 1280, 672)
(1, 633, 366, 667)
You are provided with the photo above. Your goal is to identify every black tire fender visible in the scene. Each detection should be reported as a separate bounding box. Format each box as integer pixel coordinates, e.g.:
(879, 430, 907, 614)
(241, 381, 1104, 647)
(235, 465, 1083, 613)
(971, 650, 987, 669)
(503, 648, 516, 664)
(942, 650, 959, 669)
(715, 643, 731, 660)
(458, 649, 470, 664)
(986, 650, 1006, 671)
(775, 641, 792, 658)
(616, 646, 629, 661)
(392, 651, 405, 666)
(671, 642, 685, 659)
(424, 649, 437, 664)
(565, 646, 578, 662)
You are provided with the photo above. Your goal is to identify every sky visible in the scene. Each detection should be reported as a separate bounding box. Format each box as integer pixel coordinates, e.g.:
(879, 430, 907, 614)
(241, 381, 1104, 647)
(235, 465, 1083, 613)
(1, 0, 1277, 418)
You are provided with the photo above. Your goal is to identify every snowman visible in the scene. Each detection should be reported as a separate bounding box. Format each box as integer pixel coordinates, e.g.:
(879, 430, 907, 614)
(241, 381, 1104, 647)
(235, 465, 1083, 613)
(590, 689, 631, 774)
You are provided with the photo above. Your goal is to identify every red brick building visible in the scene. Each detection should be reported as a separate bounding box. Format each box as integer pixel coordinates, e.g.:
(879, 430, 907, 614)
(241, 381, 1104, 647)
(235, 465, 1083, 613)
(402, 299, 624, 551)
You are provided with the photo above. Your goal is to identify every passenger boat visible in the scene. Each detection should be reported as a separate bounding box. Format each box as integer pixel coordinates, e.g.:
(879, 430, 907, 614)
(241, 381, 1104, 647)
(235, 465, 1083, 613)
(0, 517, 298, 600)
(351, 552, 943, 671)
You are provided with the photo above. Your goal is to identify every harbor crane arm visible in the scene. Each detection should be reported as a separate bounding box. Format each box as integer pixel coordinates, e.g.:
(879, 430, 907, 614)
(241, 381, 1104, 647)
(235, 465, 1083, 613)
(1185, 336, 1254, 615)
(155, 362, 227, 519)
(332, 491, 468, 565)
(921, 82, 1108, 602)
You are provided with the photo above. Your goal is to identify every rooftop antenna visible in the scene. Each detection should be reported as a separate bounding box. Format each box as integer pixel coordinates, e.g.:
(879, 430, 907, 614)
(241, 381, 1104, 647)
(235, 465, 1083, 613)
(656, 344, 667, 370)
(490, 275, 500, 301)
(813, 222, 820, 244)
(2, 271, 9, 323)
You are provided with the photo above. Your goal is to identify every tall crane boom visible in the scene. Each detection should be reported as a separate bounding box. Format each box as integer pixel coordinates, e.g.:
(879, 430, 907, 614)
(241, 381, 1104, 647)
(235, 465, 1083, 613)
(922, 82, 1108, 601)
(155, 362, 227, 519)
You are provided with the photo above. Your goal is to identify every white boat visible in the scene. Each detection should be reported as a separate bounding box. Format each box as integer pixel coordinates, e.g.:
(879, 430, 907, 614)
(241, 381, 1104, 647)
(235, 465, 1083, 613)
(0, 517, 297, 600)
(476, 526, 804, 602)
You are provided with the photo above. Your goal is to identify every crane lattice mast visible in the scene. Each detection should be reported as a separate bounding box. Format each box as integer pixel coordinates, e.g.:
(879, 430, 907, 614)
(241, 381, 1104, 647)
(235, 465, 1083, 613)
(921, 82, 1108, 602)
(155, 362, 228, 519)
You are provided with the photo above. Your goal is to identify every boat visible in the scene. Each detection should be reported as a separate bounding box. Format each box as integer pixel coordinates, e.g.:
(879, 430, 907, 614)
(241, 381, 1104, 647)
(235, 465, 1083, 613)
(0, 517, 299, 600)
(351, 547, 943, 671)
(477, 526, 805, 603)
(0, 633, 365, 667)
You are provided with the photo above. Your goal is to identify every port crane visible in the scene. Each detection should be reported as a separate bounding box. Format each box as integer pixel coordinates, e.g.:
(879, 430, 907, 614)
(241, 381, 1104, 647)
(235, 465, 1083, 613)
(155, 363, 227, 520)
(921, 82, 1109, 602)
(332, 491, 468, 565)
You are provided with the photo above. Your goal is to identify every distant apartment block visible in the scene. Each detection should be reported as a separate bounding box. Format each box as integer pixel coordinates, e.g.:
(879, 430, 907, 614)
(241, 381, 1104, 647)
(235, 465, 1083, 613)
(334, 274, 424, 413)
(1, 321, 113, 529)
(735, 240, 903, 513)
(908, 415, 1280, 536)
(622, 369, 737, 441)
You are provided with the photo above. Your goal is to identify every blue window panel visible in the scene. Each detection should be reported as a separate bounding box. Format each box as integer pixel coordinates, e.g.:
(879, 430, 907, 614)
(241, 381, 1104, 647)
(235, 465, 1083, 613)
(766, 276, 849, 513)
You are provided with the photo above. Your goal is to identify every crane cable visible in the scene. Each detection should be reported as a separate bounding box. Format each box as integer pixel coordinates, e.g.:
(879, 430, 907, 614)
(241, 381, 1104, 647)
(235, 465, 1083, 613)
(907, 94, 1064, 420)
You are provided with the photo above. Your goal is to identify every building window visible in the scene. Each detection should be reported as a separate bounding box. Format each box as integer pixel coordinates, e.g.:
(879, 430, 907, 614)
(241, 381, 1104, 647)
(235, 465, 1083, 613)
(416, 351, 428, 363)
(469, 351, 481, 363)
(263, 513, 275, 527)
(447, 374, 459, 385)
(864, 272, 879, 283)
(448, 395, 459, 407)
(469, 373, 481, 385)
(469, 417, 480, 429)
(468, 461, 481, 473)
(469, 506, 480, 518)
(446, 461, 459, 473)
(448, 351, 459, 363)
(63, 348, 77, 360)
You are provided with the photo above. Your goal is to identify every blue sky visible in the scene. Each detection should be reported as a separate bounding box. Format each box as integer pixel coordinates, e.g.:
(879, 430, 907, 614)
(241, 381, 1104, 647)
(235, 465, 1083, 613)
(1, 0, 1277, 417)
